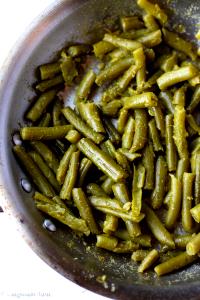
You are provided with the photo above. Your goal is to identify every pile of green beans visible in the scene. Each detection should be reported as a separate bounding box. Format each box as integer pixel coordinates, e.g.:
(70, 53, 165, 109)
(13, 0, 200, 276)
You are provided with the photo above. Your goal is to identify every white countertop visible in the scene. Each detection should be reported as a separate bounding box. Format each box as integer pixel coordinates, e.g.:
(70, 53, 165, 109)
(0, 2, 109, 299)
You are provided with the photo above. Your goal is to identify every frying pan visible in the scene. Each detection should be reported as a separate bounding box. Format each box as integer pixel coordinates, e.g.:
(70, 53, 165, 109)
(0, 0, 200, 299)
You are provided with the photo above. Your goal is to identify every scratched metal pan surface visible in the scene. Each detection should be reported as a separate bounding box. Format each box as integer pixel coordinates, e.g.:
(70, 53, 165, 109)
(0, 0, 200, 299)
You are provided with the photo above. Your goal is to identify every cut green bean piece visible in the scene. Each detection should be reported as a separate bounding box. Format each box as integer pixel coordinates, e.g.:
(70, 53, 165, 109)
(173, 105, 189, 159)
(39, 62, 60, 80)
(137, 30, 162, 48)
(94, 206, 144, 222)
(21, 125, 73, 141)
(149, 119, 163, 151)
(130, 109, 148, 153)
(134, 47, 146, 92)
(103, 215, 118, 234)
(86, 183, 108, 197)
(60, 151, 80, 200)
(38, 113, 51, 127)
(118, 108, 129, 134)
(60, 53, 78, 84)
(137, 0, 168, 25)
(89, 196, 123, 210)
(194, 153, 200, 205)
(151, 156, 167, 209)
(154, 252, 197, 276)
(77, 138, 127, 182)
(186, 233, 200, 256)
(142, 143, 155, 190)
(29, 150, 60, 193)
(103, 33, 142, 51)
(165, 175, 182, 230)
(160, 52, 177, 73)
(120, 16, 144, 32)
(115, 150, 131, 174)
(52, 100, 63, 126)
(148, 105, 165, 137)
(30, 141, 59, 174)
(123, 92, 158, 109)
(157, 66, 198, 90)
(72, 188, 99, 234)
(132, 188, 142, 218)
(113, 240, 139, 253)
(187, 85, 200, 113)
(78, 158, 92, 187)
(13, 145, 55, 197)
(96, 234, 118, 251)
(101, 140, 116, 159)
(132, 250, 151, 262)
(143, 203, 175, 248)
(36, 75, 64, 92)
(143, 14, 159, 31)
(95, 57, 134, 86)
(67, 44, 90, 57)
(62, 107, 104, 144)
(191, 204, 200, 223)
(75, 70, 96, 102)
(165, 114, 177, 172)
(173, 85, 186, 106)
(138, 249, 159, 273)
(162, 28, 197, 61)
(34, 192, 90, 235)
(101, 100, 122, 117)
(175, 234, 195, 249)
(65, 129, 81, 144)
(186, 114, 200, 135)
(102, 117, 121, 145)
(93, 40, 115, 59)
(122, 116, 135, 149)
(26, 90, 57, 122)
(119, 148, 141, 162)
(182, 173, 195, 232)
(176, 158, 189, 181)
(78, 102, 105, 133)
(101, 177, 114, 195)
(159, 91, 174, 114)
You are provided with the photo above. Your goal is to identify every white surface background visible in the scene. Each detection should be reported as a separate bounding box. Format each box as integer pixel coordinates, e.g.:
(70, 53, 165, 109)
(0, 1, 109, 300)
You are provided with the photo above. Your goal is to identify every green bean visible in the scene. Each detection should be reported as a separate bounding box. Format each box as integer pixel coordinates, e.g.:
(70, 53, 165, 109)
(89, 196, 123, 210)
(103, 215, 118, 233)
(120, 16, 144, 32)
(191, 204, 200, 223)
(132, 47, 146, 92)
(137, 0, 168, 25)
(122, 116, 135, 149)
(96, 234, 118, 251)
(103, 33, 142, 51)
(72, 188, 99, 234)
(151, 156, 167, 209)
(34, 192, 90, 235)
(30, 141, 59, 174)
(113, 240, 139, 253)
(60, 151, 80, 200)
(117, 108, 129, 134)
(26, 90, 57, 122)
(157, 66, 198, 90)
(186, 114, 200, 135)
(121, 28, 151, 40)
(101, 177, 114, 195)
(143, 203, 175, 248)
(60, 53, 78, 84)
(148, 119, 163, 151)
(162, 28, 197, 61)
(13, 145, 55, 197)
(190, 137, 200, 154)
(175, 234, 195, 249)
(158, 52, 177, 73)
(78, 102, 105, 133)
(78, 157, 92, 187)
(132, 164, 146, 189)
(118, 150, 141, 163)
(194, 153, 200, 205)
(56, 144, 77, 184)
(39, 62, 60, 80)
(173, 85, 186, 106)
(173, 105, 189, 159)
(102, 117, 121, 145)
(67, 44, 90, 57)
(109, 48, 128, 60)
(101, 100, 122, 117)
(165, 175, 182, 230)
(36, 75, 64, 92)
(165, 114, 177, 172)
(137, 30, 162, 48)
(154, 252, 197, 276)
(29, 150, 60, 193)
(132, 250, 151, 262)
(138, 249, 159, 273)
(65, 129, 81, 144)
(182, 173, 195, 232)
(77, 138, 127, 182)
(75, 70, 96, 102)
(143, 14, 159, 31)
(187, 85, 200, 113)
(123, 92, 158, 109)
(94, 206, 144, 222)
(93, 40, 115, 59)
(95, 57, 134, 86)
(38, 113, 51, 127)
(148, 105, 165, 137)
(130, 109, 148, 153)
(86, 183, 108, 197)
(186, 233, 200, 255)
(115, 229, 151, 246)
(159, 91, 174, 114)
(115, 150, 131, 174)
(144, 70, 163, 90)
(101, 140, 116, 159)
(20, 125, 73, 141)
(62, 107, 104, 144)
(142, 143, 155, 190)
(176, 158, 189, 181)
(52, 100, 63, 126)
(132, 188, 142, 219)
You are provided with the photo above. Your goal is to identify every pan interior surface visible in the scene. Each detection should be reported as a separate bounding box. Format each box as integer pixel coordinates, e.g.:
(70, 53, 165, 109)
(0, 0, 200, 299)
